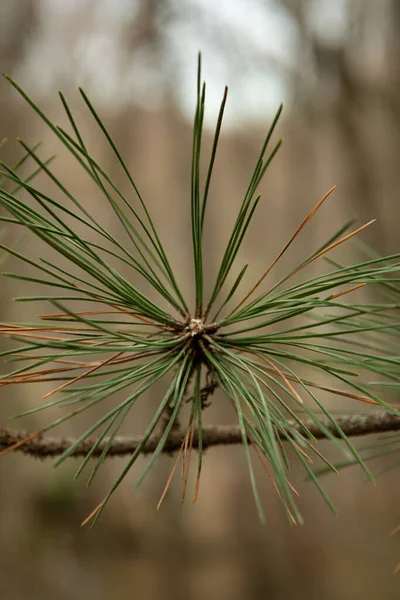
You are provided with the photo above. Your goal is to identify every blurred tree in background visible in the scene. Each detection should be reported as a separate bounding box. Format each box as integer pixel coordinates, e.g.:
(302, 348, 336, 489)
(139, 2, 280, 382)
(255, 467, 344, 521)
(0, 1, 399, 599)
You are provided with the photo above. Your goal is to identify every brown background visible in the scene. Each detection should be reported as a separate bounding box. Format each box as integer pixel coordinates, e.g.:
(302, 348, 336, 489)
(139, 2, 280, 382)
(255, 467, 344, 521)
(0, 1, 399, 598)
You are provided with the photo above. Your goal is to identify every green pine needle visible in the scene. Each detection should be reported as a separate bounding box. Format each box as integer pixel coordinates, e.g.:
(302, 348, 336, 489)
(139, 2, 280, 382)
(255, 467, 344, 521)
(1, 54, 400, 525)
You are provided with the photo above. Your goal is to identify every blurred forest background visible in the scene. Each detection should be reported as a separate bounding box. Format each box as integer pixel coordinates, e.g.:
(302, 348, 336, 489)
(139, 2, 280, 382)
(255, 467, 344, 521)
(1, 1, 400, 598)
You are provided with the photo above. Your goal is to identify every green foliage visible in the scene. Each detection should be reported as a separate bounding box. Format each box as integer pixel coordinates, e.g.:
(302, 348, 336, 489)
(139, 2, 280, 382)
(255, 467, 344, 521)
(0, 55, 399, 525)
(313, 242, 400, 478)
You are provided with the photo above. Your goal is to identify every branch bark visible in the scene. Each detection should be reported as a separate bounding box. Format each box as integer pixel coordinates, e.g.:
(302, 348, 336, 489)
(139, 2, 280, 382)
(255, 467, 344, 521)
(1, 411, 399, 459)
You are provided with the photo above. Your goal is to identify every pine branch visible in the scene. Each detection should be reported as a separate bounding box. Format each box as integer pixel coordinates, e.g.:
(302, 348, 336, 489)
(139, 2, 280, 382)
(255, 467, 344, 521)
(1, 411, 399, 459)
(2, 63, 400, 522)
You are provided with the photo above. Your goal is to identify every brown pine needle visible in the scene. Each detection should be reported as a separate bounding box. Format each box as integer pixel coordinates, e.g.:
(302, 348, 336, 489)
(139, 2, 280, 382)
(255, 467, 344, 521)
(42, 352, 123, 399)
(247, 353, 379, 406)
(286, 479, 300, 498)
(40, 309, 140, 318)
(6, 364, 89, 378)
(0, 375, 69, 385)
(157, 439, 186, 511)
(261, 355, 304, 405)
(0, 324, 91, 334)
(287, 435, 313, 463)
(274, 420, 313, 463)
(248, 430, 299, 524)
(193, 470, 201, 504)
(298, 381, 378, 406)
(328, 283, 366, 301)
(39, 309, 160, 326)
(0, 359, 121, 386)
(0, 350, 163, 387)
(295, 220, 376, 275)
(229, 186, 336, 316)
(0, 331, 96, 343)
(81, 502, 103, 527)
(391, 524, 400, 536)
(8, 354, 92, 366)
